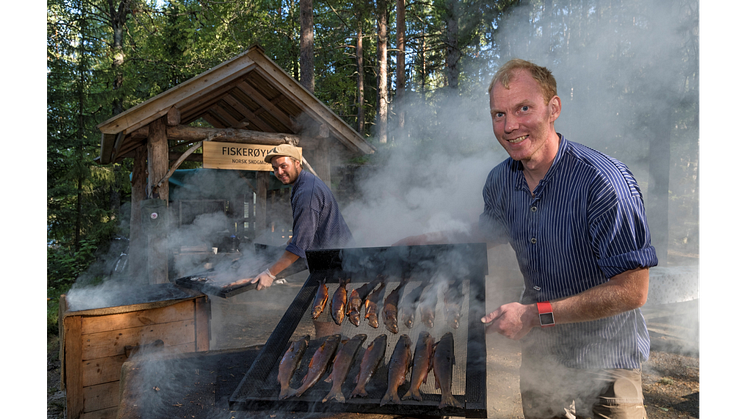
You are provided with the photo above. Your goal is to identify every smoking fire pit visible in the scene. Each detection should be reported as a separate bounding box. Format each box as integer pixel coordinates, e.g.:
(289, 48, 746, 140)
(59, 283, 210, 419)
(229, 243, 489, 418)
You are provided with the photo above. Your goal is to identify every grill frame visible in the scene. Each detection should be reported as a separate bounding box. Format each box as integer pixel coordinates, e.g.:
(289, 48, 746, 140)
(229, 243, 488, 418)
(172, 244, 308, 298)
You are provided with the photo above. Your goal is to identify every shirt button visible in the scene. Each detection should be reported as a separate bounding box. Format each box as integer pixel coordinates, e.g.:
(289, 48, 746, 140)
(530, 237, 537, 244)
(531, 206, 538, 212)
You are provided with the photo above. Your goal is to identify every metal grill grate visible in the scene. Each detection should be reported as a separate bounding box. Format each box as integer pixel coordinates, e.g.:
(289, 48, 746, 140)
(229, 243, 488, 417)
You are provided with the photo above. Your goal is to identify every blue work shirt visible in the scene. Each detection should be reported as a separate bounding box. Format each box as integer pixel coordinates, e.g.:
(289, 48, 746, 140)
(286, 169, 354, 260)
(479, 134, 658, 369)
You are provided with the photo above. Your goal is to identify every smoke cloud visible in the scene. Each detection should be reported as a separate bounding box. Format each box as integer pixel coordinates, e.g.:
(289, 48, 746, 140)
(58, 1, 698, 415)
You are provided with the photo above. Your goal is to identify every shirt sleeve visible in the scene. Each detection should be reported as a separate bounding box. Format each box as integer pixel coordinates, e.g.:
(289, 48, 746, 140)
(589, 190, 658, 278)
(478, 168, 511, 245)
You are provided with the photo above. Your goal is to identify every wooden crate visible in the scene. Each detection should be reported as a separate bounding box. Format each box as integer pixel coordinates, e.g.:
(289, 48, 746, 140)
(59, 288, 210, 419)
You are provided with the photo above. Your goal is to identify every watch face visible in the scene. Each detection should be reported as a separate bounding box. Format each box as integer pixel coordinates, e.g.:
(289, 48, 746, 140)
(540, 312, 555, 326)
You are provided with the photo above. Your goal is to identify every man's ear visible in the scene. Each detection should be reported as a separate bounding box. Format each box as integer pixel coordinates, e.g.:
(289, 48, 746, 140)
(549, 95, 561, 122)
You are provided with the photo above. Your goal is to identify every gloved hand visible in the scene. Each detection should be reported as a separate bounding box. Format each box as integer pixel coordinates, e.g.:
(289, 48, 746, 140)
(251, 268, 276, 290)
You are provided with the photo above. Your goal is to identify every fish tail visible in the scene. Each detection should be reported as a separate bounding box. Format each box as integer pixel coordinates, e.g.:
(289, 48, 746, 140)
(438, 393, 462, 409)
(279, 387, 296, 400)
(350, 386, 367, 398)
(380, 389, 401, 406)
(322, 389, 346, 403)
(402, 387, 422, 402)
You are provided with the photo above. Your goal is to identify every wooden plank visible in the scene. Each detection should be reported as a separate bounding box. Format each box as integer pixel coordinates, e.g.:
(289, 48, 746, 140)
(81, 300, 195, 335)
(237, 81, 297, 130)
(81, 407, 118, 419)
(83, 381, 119, 412)
(64, 315, 85, 419)
(222, 93, 277, 132)
(82, 354, 128, 387)
(177, 75, 255, 124)
(82, 320, 196, 360)
(81, 341, 198, 388)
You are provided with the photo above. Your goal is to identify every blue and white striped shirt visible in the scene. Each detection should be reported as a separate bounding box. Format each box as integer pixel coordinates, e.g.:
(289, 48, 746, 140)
(286, 169, 354, 260)
(479, 134, 657, 369)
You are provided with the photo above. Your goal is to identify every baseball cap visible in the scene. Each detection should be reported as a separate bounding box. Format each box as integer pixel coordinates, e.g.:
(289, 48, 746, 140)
(264, 144, 303, 164)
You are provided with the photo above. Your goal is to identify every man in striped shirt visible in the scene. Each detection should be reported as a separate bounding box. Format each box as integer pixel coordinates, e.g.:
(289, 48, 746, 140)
(396, 59, 657, 418)
(231, 144, 354, 291)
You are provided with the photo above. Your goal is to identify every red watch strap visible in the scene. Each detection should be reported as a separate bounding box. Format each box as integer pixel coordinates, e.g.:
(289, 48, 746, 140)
(537, 301, 552, 314)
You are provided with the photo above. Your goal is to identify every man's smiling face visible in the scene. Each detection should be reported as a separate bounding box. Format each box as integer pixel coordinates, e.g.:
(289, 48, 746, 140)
(271, 156, 302, 184)
(489, 69, 561, 168)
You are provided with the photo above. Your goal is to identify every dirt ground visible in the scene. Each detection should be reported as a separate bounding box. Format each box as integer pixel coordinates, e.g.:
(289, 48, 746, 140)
(47, 268, 699, 419)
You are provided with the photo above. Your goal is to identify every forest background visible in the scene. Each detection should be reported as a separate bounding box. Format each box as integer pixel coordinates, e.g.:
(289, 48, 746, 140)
(44, 0, 701, 292)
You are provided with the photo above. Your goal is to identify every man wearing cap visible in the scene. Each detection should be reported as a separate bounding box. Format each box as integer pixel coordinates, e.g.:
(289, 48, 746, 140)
(231, 144, 354, 290)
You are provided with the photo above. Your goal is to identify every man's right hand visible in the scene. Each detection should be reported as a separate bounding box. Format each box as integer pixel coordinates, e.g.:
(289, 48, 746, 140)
(250, 269, 276, 290)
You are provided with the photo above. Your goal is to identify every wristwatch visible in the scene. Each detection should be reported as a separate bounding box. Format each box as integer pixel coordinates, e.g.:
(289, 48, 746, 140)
(537, 301, 555, 327)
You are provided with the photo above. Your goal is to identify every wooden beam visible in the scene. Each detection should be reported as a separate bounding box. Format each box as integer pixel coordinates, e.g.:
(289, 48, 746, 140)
(237, 81, 298, 131)
(166, 107, 181, 126)
(125, 125, 302, 145)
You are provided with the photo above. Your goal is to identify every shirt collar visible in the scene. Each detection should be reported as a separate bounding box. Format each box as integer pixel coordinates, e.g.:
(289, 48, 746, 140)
(511, 132, 568, 193)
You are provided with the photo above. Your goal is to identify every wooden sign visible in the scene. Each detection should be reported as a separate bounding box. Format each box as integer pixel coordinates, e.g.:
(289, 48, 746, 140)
(202, 142, 301, 171)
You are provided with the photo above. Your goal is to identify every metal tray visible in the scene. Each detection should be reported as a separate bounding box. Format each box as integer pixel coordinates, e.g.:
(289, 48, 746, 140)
(229, 243, 488, 417)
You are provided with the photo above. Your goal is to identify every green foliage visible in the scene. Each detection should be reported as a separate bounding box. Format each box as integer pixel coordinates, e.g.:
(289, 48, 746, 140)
(47, 240, 101, 290)
(46, 0, 699, 306)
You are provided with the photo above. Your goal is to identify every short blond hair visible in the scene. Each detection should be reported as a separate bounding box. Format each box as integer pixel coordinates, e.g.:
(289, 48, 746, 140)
(488, 59, 557, 104)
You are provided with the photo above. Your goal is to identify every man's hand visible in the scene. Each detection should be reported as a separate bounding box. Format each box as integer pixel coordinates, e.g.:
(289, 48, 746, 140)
(481, 302, 538, 340)
(251, 269, 276, 290)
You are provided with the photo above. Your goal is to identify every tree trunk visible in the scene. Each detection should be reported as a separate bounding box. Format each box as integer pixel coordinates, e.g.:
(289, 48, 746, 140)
(108, 1, 131, 225)
(356, 16, 365, 135)
(300, 0, 314, 93)
(396, 0, 406, 136)
(444, 0, 459, 90)
(108, 0, 131, 116)
(376, 0, 389, 144)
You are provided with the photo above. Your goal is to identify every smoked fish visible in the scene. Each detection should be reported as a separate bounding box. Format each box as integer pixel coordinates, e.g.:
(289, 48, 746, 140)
(402, 331, 435, 402)
(382, 281, 407, 334)
(346, 288, 364, 326)
(364, 282, 386, 329)
(277, 335, 310, 400)
(433, 332, 461, 409)
(350, 334, 387, 399)
(289, 334, 341, 398)
(347, 278, 383, 327)
(331, 278, 349, 325)
(380, 334, 413, 406)
(400, 282, 428, 329)
(322, 334, 367, 403)
(443, 282, 464, 329)
(419, 286, 437, 328)
(311, 279, 329, 320)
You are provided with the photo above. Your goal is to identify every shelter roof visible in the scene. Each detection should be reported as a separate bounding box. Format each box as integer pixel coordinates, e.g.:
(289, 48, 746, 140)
(96, 45, 374, 164)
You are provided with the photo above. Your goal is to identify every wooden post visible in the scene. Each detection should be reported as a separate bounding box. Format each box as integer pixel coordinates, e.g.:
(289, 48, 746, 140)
(63, 314, 84, 419)
(147, 117, 169, 284)
(129, 145, 147, 282)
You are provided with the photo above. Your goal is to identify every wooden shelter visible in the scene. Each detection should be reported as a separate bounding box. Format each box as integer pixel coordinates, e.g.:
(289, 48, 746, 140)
(97, 45, 374, 284)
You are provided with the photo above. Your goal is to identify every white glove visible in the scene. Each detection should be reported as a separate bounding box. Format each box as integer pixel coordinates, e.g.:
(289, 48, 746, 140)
(251, 269, 276, 290)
